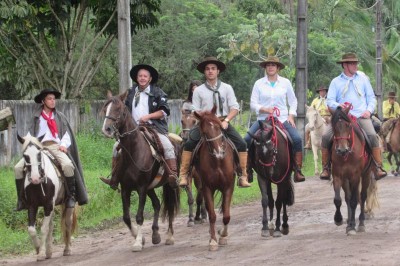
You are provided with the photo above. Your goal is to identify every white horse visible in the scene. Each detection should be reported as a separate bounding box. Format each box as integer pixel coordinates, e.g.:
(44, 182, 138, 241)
(17, 134, 77, 261)
(305, 105, 328, 176)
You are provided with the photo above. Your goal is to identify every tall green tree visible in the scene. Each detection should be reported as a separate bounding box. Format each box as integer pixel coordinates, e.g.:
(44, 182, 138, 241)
(0, 0, 160, 99)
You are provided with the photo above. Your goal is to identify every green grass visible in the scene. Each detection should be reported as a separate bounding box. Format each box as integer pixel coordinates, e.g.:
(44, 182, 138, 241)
(0, 128, 392, 256)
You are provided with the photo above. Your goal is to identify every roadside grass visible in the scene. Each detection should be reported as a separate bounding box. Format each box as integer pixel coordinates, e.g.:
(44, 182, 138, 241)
(0, 129, 392, 256)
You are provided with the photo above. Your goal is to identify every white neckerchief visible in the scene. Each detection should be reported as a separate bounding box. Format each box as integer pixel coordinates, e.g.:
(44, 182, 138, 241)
(342, 78, 362, 98)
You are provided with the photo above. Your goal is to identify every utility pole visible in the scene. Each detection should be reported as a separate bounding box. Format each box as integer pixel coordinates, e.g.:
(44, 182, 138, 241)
(295, 0, 308, 145)
(375, 0, 383, 118)
(117, 0, 132, 93)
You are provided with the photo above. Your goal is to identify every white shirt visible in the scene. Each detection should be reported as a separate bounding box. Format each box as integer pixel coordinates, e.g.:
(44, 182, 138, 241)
(37, 113, 71, 148)
(132, 86, 151, 124)
(250, 75, 298, 123)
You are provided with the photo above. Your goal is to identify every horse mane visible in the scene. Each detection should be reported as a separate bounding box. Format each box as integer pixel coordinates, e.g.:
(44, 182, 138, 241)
(197, 110, 221, 126)
(22, 135, 43, 152)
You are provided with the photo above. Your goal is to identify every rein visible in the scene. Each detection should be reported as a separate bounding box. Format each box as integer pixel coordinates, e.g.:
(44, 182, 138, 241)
(201, 120, 227, 158)
(105, 106, 139, 140)
(257, 108, 291, 184)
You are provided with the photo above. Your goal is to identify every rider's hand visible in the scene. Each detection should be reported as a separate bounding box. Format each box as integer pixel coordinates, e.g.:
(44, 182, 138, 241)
(59, 146, 68, 153)
(287, 115, 296, 128)
(360, 110, 371, 119)
(221, 121, 229, 130)
(139, 115, 150, 123)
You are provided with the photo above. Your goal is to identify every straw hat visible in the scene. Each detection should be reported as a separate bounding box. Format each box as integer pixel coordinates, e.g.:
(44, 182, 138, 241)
(259, 56, 285, 70)
(336, 53, 359, 64)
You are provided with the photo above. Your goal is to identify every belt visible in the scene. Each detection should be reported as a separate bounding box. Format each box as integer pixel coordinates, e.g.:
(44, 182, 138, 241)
(42, 141, 58, 146)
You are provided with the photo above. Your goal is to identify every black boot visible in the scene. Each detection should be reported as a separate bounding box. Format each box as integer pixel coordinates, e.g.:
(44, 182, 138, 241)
(65, 176, 76, 208)
(14, 179, 27, 211)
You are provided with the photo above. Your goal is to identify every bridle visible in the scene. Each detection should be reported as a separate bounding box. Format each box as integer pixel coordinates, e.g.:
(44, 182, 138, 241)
(201, 121, 227, 158)
(104, 101, 139, 140)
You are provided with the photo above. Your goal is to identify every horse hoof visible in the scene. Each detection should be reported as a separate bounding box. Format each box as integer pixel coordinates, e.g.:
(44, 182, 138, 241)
(132, 245, 143, 252)
(281, 227, 289, 235)
(37, 254, 46, 261)
(152, 233, 161, 245)
(63, 249, 71, 256)
(218, 236, 228, 246)
(187, 221, 195, 227)
(357, 226, 366, 233)
(347, 229, 356, 236)
(165, 237, 175, 245)
(261, 230, 271, 238)
(45, 254, 52, 259)
(273, 231, 282, 238)
(209, 239, 218, 251)
(394, 172, 399, 177)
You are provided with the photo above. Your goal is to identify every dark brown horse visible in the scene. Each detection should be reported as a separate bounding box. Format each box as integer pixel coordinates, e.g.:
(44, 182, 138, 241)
(247, 117, 294, 238)
(330, 105, 375, 235)
(102, 92, 180, 252)
(386, 116, 400, 176)
(17, 134, 77, 261)
(180, 111, 207, 226)
(192, 106, 235, 251)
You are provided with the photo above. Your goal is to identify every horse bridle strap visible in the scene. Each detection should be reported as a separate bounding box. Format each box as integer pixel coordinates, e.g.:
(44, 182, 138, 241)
(205, 132, 224, 142)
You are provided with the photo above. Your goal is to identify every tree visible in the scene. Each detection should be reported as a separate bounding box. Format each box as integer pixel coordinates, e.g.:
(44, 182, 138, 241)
(0, 0, 160, 99)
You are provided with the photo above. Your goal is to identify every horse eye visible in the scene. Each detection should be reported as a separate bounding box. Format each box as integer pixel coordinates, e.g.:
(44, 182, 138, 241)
(23, 154, 30, 163)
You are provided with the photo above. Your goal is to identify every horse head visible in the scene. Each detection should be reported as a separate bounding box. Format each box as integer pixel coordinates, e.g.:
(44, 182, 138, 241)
(180, 110, 198, 141)
(17, 134, 45, 185)
(252, 120, 275, 161)
(305, 105, 319, 131)
(102, 91, 130, 138)
(194, 105, 226, 159)
(331, 105, 353, 156)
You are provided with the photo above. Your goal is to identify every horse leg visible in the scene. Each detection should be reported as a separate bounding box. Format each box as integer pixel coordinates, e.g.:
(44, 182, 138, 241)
(45, 211, 55, 259)
(333, 178, 343, 226)
(257, 174, 270, 238)
(387, 152, 395, 175)
(63, 207, 75, 256)
(281, 204, 289, 235)
(358, 173, 370, 233)
(27, 206, 41, 256)
(147, 189, 161, 245)
(312, 142, 319, 176)
(346, 183, 358, 235)
(186, 179, 195, 227)
(37, 208, 53, 261)
(395, 153, 400, 176)
(273, 188, 283, 238)
(218, 186, 233, 246)
(203, 186, 218, 251)
(132, 188, 147, 251)
(267, 181, 275, 235)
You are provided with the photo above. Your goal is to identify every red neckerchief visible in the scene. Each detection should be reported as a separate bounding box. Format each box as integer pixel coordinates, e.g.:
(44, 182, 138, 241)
(41, 110, 58, 138)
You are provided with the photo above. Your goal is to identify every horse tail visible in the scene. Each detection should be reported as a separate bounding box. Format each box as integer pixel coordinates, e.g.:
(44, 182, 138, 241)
(61, 205, 78, 245)
(161, 184, 180, 222)
(285, 177, 295, 206)
(365, 174, 380, 214)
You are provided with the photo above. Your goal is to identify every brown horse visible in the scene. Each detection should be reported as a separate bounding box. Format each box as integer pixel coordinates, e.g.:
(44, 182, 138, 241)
(180, 111, 207, 226)
(192, 106, 235, 251)
(330, 105, 374, 235)
(102, 92, 180, 252)
(247, 117, 294, 238)
(386, 117, 400, 176)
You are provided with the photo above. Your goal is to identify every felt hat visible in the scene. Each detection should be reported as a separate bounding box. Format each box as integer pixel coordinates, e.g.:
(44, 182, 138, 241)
(34, 88, 61, 103)
(130, 64, 159, 84)
(196, 56, 226, 73)
(259, 56, 285, 70)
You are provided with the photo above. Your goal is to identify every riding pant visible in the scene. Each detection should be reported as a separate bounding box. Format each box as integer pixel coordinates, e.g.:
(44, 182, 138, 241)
(183, 124, 246, 152)
(14, 142, 75, 180)
(244, 120, 302, 153)
(321, 117, 378, 148)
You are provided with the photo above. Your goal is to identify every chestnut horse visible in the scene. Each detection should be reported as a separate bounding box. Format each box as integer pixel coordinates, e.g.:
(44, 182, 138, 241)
(192, 106, 236, 251)
(330, 105, 375, 235)
(180, 111, 207, 226)
(386, 116, 400, 176)
(17, 134, 77, 261)
(248, 116, 294, 238)
(102, 92, 180, 252)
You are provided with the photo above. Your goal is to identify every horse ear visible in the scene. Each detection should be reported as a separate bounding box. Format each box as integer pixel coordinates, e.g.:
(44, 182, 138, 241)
(343, 104, 351, 114)
(305, 104, 309, 110)
(17, 133, 24, 144)
(38, 134, 45, 143)
(106, 90, 113, 100)
(211, 104, 217, 114)
(258, 120, 264, 129)
(193, 111, 201, 120)
(120, 90, 128, 102)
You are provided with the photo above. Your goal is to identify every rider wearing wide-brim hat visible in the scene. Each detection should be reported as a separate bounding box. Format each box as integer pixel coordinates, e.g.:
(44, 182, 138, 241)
(14, 88, 88, 211)
(259, 56, 285, 70)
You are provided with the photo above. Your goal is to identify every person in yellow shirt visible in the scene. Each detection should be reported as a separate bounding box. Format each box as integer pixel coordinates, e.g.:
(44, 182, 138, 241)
(380, 91, 400, 151)
(304, 86, 331, 149)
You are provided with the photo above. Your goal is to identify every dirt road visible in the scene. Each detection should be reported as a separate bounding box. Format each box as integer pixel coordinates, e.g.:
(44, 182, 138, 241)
(2, 175, 400, 266)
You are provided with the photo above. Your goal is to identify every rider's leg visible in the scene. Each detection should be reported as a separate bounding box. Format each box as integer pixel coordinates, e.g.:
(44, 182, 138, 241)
(320, 124, 333, 180)
(158, 133, 178, 188)
(179, 126, 200, 188)
(283, 121, 305, 182)
(227, 124, 250, 187)
(243, 121, 261, 183)
(359, 118, 387, 180)
(14, 158, 27, 211)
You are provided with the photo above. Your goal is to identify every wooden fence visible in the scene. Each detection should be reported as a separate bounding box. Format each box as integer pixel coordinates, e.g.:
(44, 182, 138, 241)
(0, 99, 184, 167)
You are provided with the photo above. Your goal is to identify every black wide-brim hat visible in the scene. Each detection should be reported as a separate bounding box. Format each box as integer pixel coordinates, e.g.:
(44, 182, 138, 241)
(130, 64, 159, 84)
(34, 88, 61, 103)
(196, 56, 226, 73)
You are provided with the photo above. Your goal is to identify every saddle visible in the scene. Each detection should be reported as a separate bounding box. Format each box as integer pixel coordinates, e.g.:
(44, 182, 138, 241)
(139, 125, 164, 161)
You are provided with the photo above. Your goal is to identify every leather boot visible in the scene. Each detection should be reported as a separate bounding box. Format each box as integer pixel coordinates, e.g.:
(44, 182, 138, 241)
(179, 151, 192, 188)
(14, 179, 27, 211)
(293, 152, 306, 182)
(238, 152, 251, 188)
(165, 158, 178, 188)
(304, 130, 311, 150)
(99, 155, 120, 190)
(320, 148, 331, 180)
(372, 147, 387, 180)
(65, 176, 76, 208)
